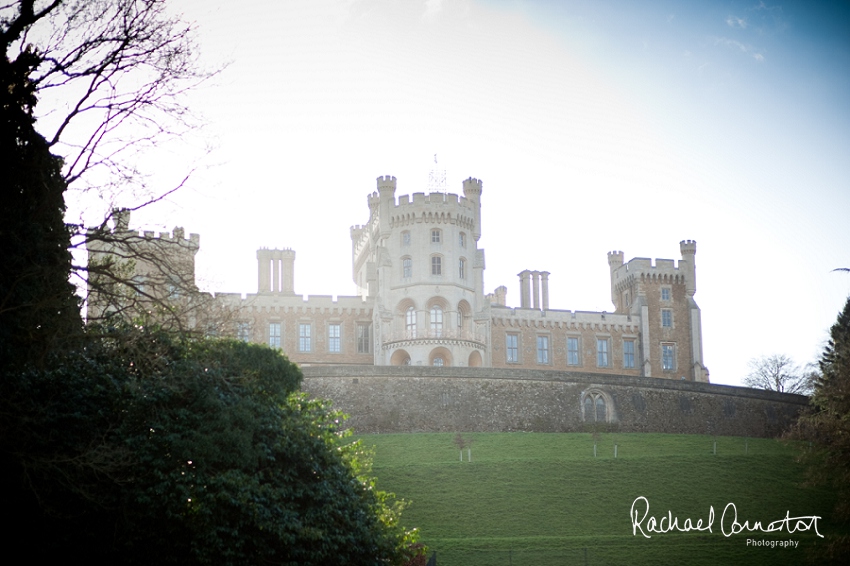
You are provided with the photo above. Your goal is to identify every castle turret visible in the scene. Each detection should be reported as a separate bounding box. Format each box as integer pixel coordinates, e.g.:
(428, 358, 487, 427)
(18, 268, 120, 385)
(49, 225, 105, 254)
(679, 240, 697, 297)
(607, 250, 624, 309)
(377, 175, 396, 238)
(462, 177, 482, 241)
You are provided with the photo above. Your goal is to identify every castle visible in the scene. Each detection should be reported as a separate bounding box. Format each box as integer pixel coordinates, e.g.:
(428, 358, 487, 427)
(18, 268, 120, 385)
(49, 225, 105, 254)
(89, 175, 709, 383)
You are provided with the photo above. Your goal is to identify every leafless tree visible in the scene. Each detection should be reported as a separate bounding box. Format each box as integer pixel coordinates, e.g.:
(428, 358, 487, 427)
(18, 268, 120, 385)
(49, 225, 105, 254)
(744, 354, 812, 395)
(2, 0, 207, 194)
(3, 1, 222, 332)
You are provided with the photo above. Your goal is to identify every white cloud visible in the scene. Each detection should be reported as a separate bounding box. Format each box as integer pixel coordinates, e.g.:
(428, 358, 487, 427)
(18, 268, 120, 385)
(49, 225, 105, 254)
(726, 15, 748, 29)
(713, 36, 748, 52)
(753, 53, 764, 62)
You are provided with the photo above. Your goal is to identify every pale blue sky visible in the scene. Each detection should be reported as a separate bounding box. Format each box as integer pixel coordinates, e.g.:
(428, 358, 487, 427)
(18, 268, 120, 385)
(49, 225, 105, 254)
(60, 0, 850, 386)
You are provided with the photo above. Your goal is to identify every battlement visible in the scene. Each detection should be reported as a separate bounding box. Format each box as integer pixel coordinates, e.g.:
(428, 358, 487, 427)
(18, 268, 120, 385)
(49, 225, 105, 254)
(621, 257, 683, 275)
(462, 177, 483, 198)
(91, 209, 200, 252)
(680, 239, 697, 255)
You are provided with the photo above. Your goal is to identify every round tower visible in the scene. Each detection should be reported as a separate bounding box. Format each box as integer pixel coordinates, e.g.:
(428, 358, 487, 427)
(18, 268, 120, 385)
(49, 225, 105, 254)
(358, 176, 488, 367)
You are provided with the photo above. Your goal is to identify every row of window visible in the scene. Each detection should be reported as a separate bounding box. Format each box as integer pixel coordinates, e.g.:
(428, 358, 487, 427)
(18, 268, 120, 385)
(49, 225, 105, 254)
(402, 229, 467, 248)
(505, 335, 677, 371)
(401, 256, 466, 279)
(404, 305, 464, 335)
(238, 322, 372, 354)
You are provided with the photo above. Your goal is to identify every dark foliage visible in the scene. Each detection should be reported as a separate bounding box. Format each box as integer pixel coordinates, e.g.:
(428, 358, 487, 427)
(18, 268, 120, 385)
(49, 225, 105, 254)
(1, 39, 82, 373)
(1, 327, 415, 564)
(788, 296, 850, 562)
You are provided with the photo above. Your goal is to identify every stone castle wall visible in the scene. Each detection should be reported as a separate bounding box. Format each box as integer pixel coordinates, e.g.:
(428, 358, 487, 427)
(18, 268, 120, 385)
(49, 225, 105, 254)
(301, 366, 807, 438)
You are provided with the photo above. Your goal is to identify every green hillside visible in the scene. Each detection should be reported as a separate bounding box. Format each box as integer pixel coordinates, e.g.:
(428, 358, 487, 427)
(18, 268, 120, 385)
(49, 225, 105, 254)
(359, 433, 841, 565)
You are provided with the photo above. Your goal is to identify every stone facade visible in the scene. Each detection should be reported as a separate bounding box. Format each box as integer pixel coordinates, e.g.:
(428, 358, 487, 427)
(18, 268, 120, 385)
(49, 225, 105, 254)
(89, 175, 710, 383)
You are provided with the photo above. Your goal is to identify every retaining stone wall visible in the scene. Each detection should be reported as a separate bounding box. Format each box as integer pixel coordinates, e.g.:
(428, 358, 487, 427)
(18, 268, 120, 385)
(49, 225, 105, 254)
(300, 366, 807, 438)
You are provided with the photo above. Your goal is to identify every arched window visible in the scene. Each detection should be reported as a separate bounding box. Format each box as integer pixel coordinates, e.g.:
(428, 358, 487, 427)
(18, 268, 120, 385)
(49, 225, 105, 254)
(430, 306, 443, 337)
(406, 306, 416, 337)
(582, 390, 613, 423)
(459, 232, 466, 247)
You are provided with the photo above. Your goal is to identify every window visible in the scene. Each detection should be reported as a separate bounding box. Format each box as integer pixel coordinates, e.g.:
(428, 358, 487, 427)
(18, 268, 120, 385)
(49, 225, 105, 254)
(430, 306, 443, 337)
(583, 391, 610, 423)
(662, 309, 672, 328)
(269, 323, 281, 348)
(431, 256, 442, 276)
(597, 338, 609, 367)
(431, 229, 441, 243)
(623, 339, 635, 369)
(661, 287, 671, 301)
(662, 343, 675, 371)
(433, 356, 444, 367)
(567, 337, 580, 366)
(459, 232, 466, 247)
(405, 307, 416, 336)
(357, 323, 371, 354)
(298, 323, 311, 352)
(402, 231, 411, 246)
(596, 397, 607, 422)
(402, 257, 412, 278)
(506, 334, 519, 363)
(237, 322, 251, 342)
(458, 258, 466, 279)
(537, 335, 550, 364)
(328, 324, 341, 353)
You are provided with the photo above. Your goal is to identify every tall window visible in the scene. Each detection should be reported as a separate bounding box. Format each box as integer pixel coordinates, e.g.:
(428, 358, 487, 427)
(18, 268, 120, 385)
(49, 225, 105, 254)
(431, 229, 441, 243)
(431, 256, 442, 276)
(567, 337, 580, 366)
(402, 231, 411, 246)
(506, 334, 519, 362)
(597, 338, 609, 367)
(237, 322, 251, 342)
(402, 257, 412, 278)
(430, 306, 443, 336)
(661, 287, 671, 301)
(459, 232, 466, 247)
(357, 323, 371, 354)
(458, 258, 466, 279)
(662, 344, 675, 370)
(328, 324, 341, 353)
(623, 339, 635, 369)
(537, 335, 549, 364)
(299, 323, 311, 352)
(661, 309, 672, 328)
(405, 307, 416, 336)
(269, 323, 281, 348)
(596, 397, 607, 422)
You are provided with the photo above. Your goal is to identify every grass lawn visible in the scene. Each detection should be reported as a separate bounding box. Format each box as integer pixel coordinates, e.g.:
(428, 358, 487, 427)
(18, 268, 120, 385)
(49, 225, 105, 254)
(358, 433, 843, 565)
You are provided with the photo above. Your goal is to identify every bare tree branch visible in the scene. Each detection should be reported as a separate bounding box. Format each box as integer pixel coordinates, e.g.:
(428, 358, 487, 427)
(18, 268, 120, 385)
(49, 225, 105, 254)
(744, 354, 812, 395)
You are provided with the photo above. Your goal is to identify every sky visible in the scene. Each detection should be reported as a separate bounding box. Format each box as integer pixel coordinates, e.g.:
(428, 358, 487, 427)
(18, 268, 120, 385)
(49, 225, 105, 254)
(57, 0, 850, 387)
